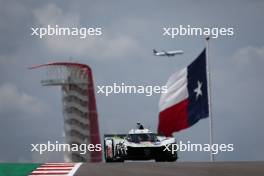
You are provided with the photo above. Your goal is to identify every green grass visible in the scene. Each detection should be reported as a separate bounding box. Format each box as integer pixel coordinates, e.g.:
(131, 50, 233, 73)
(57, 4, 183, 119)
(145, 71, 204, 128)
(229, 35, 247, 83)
(0, 163, 40, 176)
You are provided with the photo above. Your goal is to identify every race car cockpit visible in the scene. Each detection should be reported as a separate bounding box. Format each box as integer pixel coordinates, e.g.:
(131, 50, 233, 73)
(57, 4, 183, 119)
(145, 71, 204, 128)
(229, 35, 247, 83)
(127, 133, 158, 143)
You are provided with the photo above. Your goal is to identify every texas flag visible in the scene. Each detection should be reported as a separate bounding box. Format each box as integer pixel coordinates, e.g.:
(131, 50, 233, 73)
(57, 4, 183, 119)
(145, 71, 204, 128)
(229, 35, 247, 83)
(158, 49, 209, 136)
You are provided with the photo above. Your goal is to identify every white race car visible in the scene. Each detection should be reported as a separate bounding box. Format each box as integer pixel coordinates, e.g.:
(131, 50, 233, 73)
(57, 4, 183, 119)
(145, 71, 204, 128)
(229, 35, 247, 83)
(104, 123, 177, 162)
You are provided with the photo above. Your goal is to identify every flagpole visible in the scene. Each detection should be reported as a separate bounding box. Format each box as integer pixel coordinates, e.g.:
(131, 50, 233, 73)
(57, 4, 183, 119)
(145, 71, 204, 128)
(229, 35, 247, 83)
(206, 36, 214, 162)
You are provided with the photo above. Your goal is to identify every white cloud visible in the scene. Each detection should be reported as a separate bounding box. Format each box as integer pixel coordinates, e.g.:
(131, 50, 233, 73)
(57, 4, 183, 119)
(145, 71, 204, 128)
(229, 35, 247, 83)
(232, 46, 264, 66)
(32, 3, 141, 60)
(229, 45, 264, 81)
(33, 3, 79, 27)
(0, 83, 48, 116)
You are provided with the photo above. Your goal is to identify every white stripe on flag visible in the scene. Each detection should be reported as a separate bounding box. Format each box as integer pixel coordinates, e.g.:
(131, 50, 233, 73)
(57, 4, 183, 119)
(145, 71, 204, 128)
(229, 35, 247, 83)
(159, 68, 188, 112)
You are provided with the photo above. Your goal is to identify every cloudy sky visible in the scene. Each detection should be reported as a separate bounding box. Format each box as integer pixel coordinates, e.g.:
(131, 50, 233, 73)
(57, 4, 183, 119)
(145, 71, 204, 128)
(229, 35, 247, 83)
(0, 0, 264, 162)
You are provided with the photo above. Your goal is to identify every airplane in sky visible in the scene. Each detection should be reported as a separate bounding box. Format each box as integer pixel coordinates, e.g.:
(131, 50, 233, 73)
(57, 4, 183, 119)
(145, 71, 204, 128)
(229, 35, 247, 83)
(153, 49, 184, 57)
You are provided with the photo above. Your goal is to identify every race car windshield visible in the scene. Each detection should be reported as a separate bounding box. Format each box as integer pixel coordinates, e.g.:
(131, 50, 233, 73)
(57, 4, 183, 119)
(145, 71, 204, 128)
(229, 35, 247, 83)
(128, 134, 157, 143)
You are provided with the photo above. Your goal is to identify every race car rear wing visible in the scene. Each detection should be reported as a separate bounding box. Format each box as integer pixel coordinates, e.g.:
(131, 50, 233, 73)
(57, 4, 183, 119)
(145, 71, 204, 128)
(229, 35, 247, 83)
(104, 133, 166, 138)
(104, 134, 127, 138)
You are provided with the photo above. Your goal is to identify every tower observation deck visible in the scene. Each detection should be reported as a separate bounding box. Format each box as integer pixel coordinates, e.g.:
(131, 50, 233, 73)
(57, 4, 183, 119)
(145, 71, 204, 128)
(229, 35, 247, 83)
(30, 62, 102, 162)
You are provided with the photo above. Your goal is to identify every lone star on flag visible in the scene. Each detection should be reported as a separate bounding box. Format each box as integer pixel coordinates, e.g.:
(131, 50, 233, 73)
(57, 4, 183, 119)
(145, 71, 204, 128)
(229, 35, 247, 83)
(194, 80, 203, 100)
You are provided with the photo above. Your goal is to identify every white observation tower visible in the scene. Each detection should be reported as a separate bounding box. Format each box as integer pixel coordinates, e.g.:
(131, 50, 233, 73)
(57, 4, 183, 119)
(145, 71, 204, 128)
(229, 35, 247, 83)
(30, 62, 102, 162)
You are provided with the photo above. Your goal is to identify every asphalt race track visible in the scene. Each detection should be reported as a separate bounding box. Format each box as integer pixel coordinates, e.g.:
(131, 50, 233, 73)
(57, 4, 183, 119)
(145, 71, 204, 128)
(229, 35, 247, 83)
(75, 162, 264, 176)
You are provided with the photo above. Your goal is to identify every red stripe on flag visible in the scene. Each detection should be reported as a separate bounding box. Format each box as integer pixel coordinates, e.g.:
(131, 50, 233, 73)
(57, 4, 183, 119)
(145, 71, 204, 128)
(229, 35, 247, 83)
(158, 99, 189, 136)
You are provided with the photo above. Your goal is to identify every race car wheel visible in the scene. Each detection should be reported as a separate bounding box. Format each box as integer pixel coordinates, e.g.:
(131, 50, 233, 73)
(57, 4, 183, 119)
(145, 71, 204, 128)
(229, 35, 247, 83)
(104, 139, 115, 162)
(155, 150, 177, 162)
(104, 139, 125, 162)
